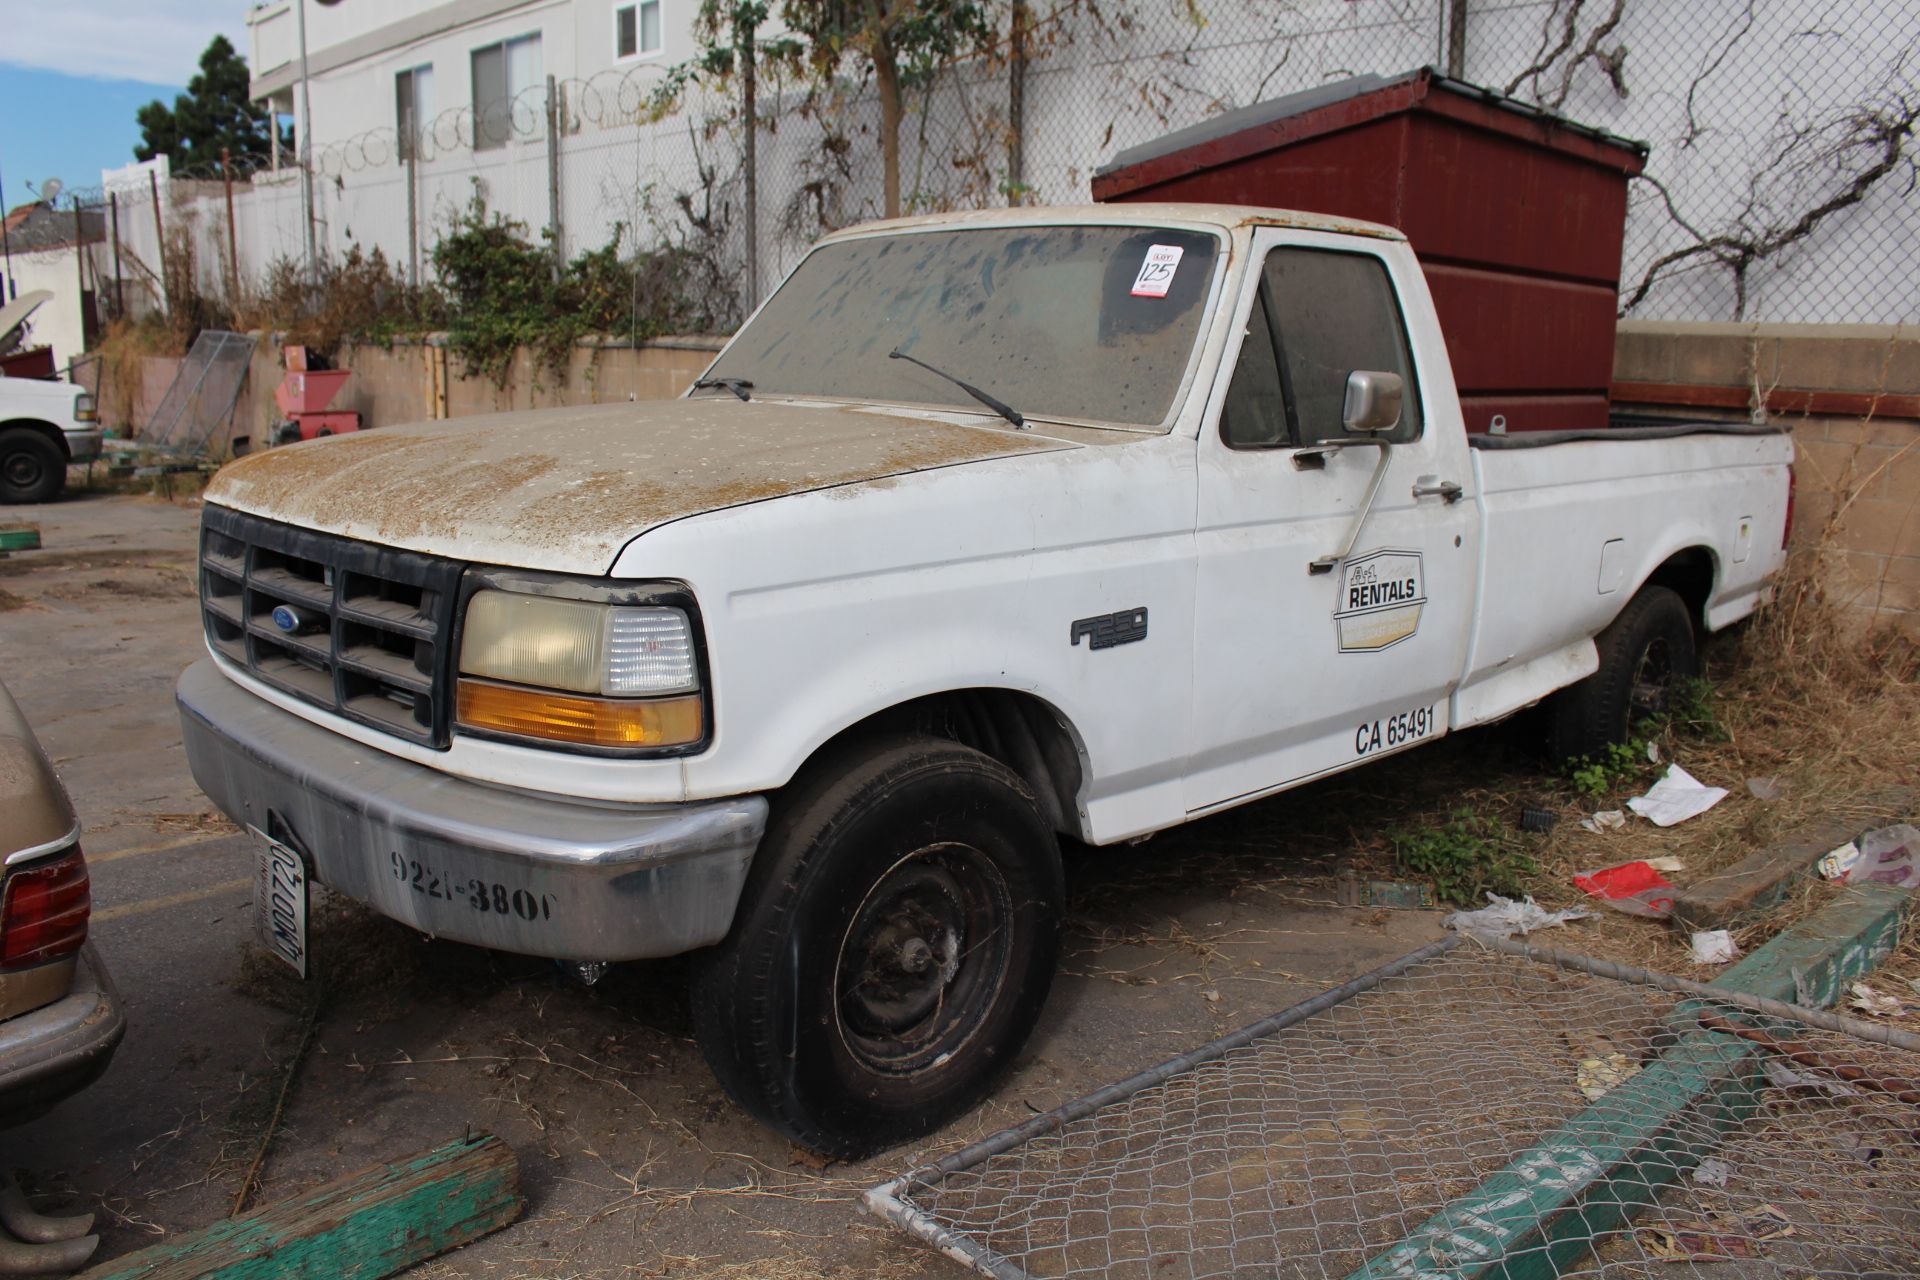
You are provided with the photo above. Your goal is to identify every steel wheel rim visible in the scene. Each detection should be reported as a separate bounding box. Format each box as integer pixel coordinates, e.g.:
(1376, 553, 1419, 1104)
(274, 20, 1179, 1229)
(1628, 635, 1675, 725)
(833, 841, 1014, 1075)
(2, 450, 43, 490)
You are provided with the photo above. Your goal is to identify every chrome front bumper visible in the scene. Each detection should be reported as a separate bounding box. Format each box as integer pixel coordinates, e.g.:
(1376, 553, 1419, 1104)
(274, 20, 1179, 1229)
(62, 429, 104, 464)
(176, 660, 768, 962)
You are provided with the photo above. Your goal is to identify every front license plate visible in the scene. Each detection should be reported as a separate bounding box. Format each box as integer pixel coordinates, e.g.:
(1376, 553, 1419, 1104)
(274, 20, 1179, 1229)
(252, 831, 309, 979)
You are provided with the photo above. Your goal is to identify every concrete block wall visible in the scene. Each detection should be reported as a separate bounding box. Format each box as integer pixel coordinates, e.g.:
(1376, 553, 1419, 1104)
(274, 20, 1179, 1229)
(1614, 321, 1919, 632)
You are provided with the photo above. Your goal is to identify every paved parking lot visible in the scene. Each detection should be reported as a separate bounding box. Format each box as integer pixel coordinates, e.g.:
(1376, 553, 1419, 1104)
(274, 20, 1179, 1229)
(3, 492, 1444, 1278)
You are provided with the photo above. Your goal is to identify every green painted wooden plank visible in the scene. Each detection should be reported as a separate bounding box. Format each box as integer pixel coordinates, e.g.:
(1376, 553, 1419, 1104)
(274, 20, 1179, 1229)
(0, 527, 41, 552)
(78, 1134, 521, 1280)
(1711, 880, 1911, 1006)
(1349, 1034, 1763, 1280)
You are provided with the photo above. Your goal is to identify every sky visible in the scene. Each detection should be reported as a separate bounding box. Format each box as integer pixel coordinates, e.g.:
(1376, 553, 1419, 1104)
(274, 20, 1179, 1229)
(0, 1, 249, 206)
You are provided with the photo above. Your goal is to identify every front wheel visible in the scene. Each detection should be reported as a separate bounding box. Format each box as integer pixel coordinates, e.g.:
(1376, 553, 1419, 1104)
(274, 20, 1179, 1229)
(690, 736, 1063, 1159)
(1548, 584, 1699, 764)
(0, 428, 65, 504)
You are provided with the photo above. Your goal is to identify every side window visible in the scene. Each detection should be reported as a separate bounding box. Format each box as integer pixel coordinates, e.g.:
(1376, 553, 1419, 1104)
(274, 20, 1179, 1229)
(1264, 248, 1423, 446)
(1220, 280, 1289, 448)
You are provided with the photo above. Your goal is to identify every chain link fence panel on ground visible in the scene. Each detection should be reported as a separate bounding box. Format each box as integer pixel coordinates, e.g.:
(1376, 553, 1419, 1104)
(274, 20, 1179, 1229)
(868, 937, 1920, 1279)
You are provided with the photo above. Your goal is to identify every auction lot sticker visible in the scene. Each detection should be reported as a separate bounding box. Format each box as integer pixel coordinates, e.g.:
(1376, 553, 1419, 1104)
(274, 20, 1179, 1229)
(1130, 244, 1185, 297)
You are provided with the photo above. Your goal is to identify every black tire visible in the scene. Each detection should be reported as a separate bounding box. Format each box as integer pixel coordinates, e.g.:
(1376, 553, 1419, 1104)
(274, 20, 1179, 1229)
(1548, 585, 1699, 764)
(691, 735, 1063, 1159)
(0, 428, 65, 504)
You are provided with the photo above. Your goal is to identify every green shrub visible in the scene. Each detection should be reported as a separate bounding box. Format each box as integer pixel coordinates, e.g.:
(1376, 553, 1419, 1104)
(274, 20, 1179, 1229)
(1392, 808, 1538, 907)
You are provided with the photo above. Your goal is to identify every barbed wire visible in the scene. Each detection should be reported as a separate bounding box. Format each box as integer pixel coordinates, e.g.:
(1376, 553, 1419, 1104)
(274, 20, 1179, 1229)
(79, 0, 1920, 328)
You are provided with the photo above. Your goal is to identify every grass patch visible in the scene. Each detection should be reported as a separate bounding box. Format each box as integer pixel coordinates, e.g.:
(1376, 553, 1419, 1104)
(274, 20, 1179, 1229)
(1392, 808, 1538, 906)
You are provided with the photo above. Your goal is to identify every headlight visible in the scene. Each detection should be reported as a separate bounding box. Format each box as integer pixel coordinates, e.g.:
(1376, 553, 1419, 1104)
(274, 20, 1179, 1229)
(456, 588, 704, 750)
(74, 394, 97, 423)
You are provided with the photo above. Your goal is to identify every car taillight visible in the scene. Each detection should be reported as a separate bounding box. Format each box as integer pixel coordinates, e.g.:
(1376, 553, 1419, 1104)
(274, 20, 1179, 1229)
(0, 847, 90, 970)
(1782, 464, 1796, 550)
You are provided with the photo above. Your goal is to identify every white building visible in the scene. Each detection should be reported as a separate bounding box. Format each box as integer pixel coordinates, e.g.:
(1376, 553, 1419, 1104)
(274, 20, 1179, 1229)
(246, 0, 687, 154)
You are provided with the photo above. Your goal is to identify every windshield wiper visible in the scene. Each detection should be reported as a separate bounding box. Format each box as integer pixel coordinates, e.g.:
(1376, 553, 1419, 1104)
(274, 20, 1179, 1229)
(887, 348, 1026, 429)
(693, 376, 752, 402)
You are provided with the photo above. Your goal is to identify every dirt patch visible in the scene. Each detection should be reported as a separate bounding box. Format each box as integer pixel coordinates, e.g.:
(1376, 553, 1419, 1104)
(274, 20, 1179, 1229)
(151, 810, 243, 837)
(0, 588, 32, 611)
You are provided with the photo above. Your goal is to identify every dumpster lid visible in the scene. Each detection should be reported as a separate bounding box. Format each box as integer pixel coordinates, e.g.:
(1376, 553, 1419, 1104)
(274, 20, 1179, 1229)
(1095, 66, 1647, 188)
(0, 290, 53, 355)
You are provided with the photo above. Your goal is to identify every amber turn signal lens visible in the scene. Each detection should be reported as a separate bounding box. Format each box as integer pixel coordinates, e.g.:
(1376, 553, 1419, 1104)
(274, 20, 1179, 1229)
(456, 679, 704, 749)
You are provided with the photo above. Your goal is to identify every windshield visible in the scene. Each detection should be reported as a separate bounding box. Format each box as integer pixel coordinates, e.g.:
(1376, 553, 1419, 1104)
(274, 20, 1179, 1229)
(706, 225, 1221, 428)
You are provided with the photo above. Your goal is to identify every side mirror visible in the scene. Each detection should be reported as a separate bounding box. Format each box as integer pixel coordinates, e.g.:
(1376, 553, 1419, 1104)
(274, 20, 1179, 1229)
(1342, 370, 1404, 435)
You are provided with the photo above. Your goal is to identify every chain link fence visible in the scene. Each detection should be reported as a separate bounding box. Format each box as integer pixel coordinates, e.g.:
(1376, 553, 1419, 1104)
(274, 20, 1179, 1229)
(867, 937, 1920, 1279)
(67, 0, 1920, 340)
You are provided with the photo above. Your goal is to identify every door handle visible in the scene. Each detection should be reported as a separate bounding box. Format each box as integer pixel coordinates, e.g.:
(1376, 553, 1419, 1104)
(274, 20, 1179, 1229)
(1412, 475, 1464, 503)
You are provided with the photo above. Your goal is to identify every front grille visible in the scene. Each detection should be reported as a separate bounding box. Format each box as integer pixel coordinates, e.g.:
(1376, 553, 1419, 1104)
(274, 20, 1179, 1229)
(199, 505, 463, 747)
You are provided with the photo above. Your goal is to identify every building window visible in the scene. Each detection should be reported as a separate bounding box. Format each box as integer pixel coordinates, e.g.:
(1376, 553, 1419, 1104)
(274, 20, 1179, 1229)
(472, 33, 542, 151)
(615, 1, 661, 59)
(395, 64, 434, 160)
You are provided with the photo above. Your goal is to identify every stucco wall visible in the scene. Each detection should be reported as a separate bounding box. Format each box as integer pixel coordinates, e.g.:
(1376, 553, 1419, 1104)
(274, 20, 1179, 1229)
(1613, 320, 1919, 633)
(8, 249, 90, 371)
(219, 331, 724, 450)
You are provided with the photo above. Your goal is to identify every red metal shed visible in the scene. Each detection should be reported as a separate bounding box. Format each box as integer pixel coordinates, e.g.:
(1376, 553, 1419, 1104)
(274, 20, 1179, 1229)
(1092, 68, 1648, 433)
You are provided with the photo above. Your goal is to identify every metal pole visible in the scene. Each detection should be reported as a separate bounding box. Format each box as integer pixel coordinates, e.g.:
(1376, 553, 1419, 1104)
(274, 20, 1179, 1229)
(406, 151, 419, 290)
(0, 160, 13, 300)
(109, 193, 124, 319)
(222, 148, 240, 300)
(149, 169, 169, 312)
(1008, 0, 1029, 205)
(545, 74, 562, 274)
(1445, 0, 1468, 78)
(295, 0, 317, 278)
(73, 202, 88, 347)
(741, 9, 757, 308)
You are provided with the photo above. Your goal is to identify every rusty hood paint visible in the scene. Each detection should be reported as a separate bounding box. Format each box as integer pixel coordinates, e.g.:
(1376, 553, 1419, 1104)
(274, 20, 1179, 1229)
(205, 398, 1073, 574)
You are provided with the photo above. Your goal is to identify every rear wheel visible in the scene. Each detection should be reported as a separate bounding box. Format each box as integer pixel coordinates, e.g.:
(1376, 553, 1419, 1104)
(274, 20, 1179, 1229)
(0, 428, 65, 504)
(1548, 585, 1698, 763)
(690, 736, 1062, 1159)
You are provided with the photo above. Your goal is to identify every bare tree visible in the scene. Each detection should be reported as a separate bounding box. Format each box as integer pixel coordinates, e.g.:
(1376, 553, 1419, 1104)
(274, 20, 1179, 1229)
(1621, 78, 1919, 320)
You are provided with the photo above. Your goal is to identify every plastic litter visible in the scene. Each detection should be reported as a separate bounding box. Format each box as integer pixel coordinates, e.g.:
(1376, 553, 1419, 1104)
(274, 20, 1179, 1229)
(1763, 1058, 1861, 1097)
(1689, 929, 1738, 964)
(1579, 809, 1627, 834)
(1645, 856, 1685, 873)
(1626, 764, 1728, 827)
(1573, 860, 1676, 919)
(1847, 982, 1915, 1018)
(1518, 806, 1558, 834)
(1647, 741, 1661, 763)
(1745, 775, 1784, 801)
(1576, 1052, 1639, 1100)
(1821, 824, 1918, 889)
(1444, 893, 1590, 939)
(1691, 1157, 1732, 1187)
(1816, 840, 1861, 880)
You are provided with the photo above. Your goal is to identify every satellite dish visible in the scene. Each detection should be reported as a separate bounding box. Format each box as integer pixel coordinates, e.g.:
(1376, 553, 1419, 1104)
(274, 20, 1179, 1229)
(39, 177, 63, 207)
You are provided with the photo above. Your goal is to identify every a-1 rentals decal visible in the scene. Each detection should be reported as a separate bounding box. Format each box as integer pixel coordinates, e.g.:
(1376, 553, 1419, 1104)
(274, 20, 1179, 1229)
(1334, 548, 1426, 652)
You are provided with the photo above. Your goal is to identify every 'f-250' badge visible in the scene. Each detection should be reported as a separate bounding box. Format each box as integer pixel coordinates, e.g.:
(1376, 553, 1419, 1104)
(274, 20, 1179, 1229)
(1071, 607, 1148, 650)
(1334, 549, 1425, 652)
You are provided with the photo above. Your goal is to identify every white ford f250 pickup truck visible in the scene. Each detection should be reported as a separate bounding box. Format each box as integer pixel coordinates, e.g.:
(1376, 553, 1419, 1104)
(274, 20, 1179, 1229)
(177, 204, 1792, 1156)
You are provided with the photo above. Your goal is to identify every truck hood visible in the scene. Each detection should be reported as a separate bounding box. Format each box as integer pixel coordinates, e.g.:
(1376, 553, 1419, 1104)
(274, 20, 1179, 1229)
(0, 376, 78, 408)
(205, 398, 1073, 574)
